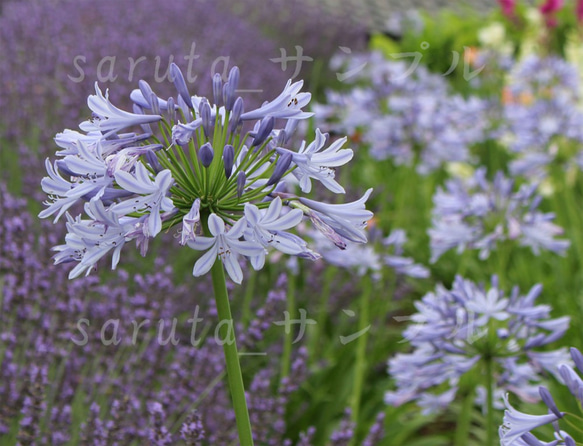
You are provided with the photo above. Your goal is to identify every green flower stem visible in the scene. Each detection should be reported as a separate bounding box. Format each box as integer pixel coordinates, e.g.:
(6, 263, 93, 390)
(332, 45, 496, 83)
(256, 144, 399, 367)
(204, 212, 254, 445)
(280, 273, 297, 380)
(350, 274, 372, 434)
(372, 271, 395, 355)
(485, 354, 494, 446)
(454, 387, 474, 446)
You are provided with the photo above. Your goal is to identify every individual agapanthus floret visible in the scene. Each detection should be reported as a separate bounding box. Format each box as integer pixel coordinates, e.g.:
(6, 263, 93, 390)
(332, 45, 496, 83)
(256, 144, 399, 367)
(428, 167, 569, 262)
(40, 63, 373, 282)
(243, 197, 313, 270)
(299, 188, 373, 245)
(499, 348, 583, 445)
(276, 128, 353, 194)
(111, 164, 174, 237)
(52, 199, 143, 279)
(180, 199, 201, 246)
(239, 79, 314, 121)
(385, 276, 571, 415)
(187, 214, 262, 284)
(80, 83, 162, 136)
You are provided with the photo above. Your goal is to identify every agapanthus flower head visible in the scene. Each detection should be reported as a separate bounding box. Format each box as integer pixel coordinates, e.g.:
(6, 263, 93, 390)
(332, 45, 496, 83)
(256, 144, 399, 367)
(40, 64, 373, 283)
(500, 56, 583, 179)
(385, 276, 571, 415)
(499, 347, 583, 445)
(428, 167, 569, 262)
(315, 50, 489, 174)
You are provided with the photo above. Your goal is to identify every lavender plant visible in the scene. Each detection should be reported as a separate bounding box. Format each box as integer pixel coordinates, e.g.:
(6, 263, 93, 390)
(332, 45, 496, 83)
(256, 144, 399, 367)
(0, 0, 286, 142)
(216, 0, 368, 78)
(499, 347, 583, 445)
(428, 167, 569, 263)
(0, 0, 288, 197)
(38, 63, 373, 444)
(386, 275, 571, 446)
(0, 187, 313, 444)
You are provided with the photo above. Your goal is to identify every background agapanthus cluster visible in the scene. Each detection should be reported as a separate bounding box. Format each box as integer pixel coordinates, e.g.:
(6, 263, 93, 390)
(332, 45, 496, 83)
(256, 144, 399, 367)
(500, 347, 583, 445)
(314, 50, 490, 174)
(385, 276, 570, 415)
(498, 55, 583, 180)
(428, 167, 569, 262)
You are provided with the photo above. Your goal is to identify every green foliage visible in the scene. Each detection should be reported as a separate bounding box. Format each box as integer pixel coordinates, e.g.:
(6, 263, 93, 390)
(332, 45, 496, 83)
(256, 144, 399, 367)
(371, 10, 483, 86)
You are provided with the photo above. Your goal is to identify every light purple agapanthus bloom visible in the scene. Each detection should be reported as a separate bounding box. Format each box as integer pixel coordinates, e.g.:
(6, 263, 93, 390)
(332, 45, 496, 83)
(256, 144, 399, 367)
(314, 50, 489, 174)
(80, 83, 163, 136)
(385, 276, 571, 415)
(428, 167, 569, 262)
(276, 128, 353, 194)
(40, 64, 373, 283)
(499, 55, 583, 180)
(499, 347, 583, 445)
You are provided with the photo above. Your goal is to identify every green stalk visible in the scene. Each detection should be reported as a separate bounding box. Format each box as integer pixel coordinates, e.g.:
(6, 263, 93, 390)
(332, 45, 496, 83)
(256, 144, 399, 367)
(454, 387, 474, 446)
(484, 319, 496, 446)
(209, 259, 254, 446)
(485, 355, 494, 446)
(350, 274, 372, 439)
(203, 216, 254, 445)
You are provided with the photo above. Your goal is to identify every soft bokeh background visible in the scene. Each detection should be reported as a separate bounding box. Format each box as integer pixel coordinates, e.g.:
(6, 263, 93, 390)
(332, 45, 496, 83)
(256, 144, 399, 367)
(1, 0, 583, 445)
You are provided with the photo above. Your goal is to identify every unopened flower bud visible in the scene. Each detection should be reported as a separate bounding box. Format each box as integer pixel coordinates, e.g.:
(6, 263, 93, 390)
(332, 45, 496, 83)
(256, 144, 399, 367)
(150, 92, 160, 115)
(236, 171, 246, 198)
(223, 144, 235, 178)
(200, 101, 212, 138)
(572, 347, 583, 373)
(275, 130, 287, 147)
(251, 116, 274, 148)
(199, 143, 214, 168)
(170, 63, 193, 109)
(540, 387, 563, 419)
(145, 149, 163, 173)
(266, 152, 292, 187)
(228, 97, 244, 134)
(180, 198, 201, 246)
(282, 119, 299, 144)
(139, 80, 155, 108)
(223, 66, 240, 111)
(166, 97, 175, 123)
(213, 73, 223, 106)
(177, 95, 190, 116)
